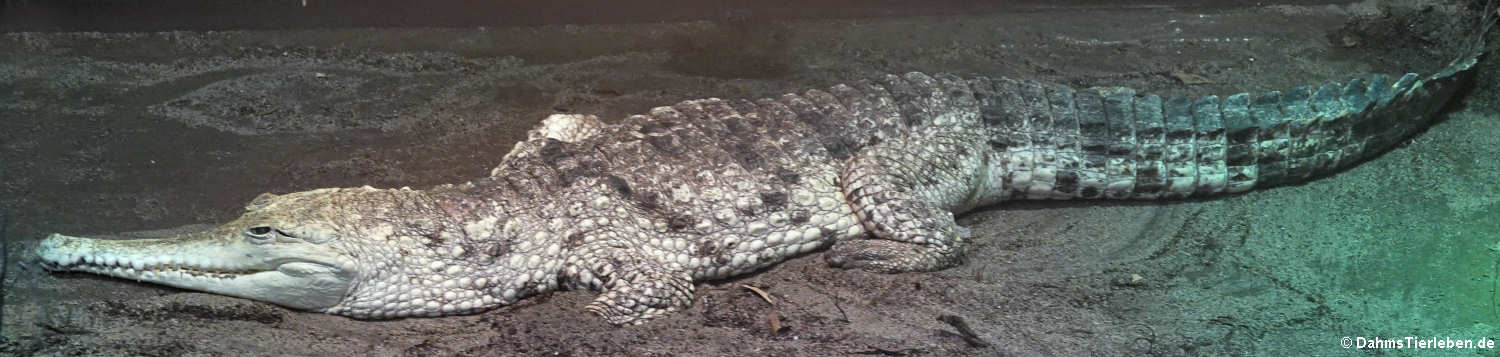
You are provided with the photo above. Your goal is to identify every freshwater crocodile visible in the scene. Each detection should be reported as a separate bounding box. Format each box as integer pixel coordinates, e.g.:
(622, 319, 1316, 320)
(34, 11, 1492, 325)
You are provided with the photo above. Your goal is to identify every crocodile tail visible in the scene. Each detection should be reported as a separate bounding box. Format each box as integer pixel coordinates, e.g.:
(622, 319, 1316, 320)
(971, 8, 1490, 202)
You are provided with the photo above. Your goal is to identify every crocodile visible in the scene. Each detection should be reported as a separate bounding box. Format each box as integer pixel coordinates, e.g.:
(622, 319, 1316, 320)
(34, 10, 1493, 325)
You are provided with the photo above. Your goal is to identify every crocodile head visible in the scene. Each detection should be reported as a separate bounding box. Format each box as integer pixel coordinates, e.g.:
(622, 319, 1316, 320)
(35, 186, 538, 319)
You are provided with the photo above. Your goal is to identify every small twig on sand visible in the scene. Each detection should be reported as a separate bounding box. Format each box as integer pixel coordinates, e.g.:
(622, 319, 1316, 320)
(742, 284, 774, 305)
(831, 293, 849, 323)
(937, 314, 989, 348)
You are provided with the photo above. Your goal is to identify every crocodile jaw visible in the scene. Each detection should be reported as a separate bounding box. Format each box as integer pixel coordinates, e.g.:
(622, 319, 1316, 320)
(35, 232, 356, 311)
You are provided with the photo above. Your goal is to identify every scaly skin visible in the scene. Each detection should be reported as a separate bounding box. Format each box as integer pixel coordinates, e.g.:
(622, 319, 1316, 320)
(34, 12, 1489, 325)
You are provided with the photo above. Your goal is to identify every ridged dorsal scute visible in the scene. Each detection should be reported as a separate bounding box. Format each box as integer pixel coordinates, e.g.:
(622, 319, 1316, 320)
(752, 97, 834, 168)
(1189, 94, 1227, 196)
(829, 81, 903, 144)
(873, 73, 929, 129)
(1157, 95, 1194, 198)
(1222, 92, 1256, 193)
(1129, 94, 1167, 198)
(497, 140, 568, 194)
(1100, 88, 1139, 198)
(667, 99, 764, 195)
(720, 99, 803, 185)
(875, 72, 979, 130)
(1072, 89, 1109, 199)
(690, 98, 771, 175)
(798, 88, 865, 161)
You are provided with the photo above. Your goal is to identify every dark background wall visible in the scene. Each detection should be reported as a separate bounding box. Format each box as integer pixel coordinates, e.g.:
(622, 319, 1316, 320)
(0, 0, 1355, 32)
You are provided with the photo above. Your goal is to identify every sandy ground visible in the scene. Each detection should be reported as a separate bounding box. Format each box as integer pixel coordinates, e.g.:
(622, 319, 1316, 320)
(3, 0, 1500, 355)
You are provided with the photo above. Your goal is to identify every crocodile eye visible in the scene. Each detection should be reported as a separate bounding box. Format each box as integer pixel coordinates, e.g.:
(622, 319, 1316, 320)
(247, 226, 273, 238)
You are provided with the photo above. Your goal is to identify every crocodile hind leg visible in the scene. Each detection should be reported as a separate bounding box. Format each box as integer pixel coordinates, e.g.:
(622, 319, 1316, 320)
(580, 251, 695, 325)
(826, 125, 989, 273)
(823, 194, 970, 273)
